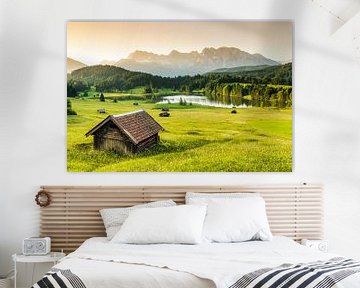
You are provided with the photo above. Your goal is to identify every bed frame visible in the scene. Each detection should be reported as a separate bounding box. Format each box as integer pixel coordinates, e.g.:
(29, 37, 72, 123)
(39, 184, 323, 253)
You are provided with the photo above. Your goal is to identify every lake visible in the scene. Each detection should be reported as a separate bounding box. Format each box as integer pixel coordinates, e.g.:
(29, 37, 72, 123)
(157, 95, 251, 108)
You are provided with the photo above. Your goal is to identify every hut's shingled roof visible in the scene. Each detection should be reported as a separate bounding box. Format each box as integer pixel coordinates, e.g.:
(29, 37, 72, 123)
(86, 110, 164, 144)
(112, 110, 164, 144)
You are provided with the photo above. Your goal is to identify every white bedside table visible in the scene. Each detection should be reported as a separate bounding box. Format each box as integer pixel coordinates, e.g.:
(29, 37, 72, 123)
(12, 252, 65, 288)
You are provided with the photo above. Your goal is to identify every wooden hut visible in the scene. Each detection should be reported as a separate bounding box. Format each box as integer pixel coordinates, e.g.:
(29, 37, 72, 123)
(85, 110, 164, 154)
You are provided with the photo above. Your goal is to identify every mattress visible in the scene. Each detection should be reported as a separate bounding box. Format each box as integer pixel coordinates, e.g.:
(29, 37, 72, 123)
(36, 237, 360, 288)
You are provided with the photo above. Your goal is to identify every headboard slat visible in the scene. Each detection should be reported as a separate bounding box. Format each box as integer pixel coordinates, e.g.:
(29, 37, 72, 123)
(39, 185, 323, 253)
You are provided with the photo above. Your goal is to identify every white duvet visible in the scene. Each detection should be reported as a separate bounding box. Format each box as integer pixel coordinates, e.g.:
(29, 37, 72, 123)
(54, 237, 360, 288)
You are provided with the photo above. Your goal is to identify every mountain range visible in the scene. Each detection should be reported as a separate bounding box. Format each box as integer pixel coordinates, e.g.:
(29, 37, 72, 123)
(68, 47, 281, 76)
(114, 47, 280, 76)
(67, 58, 87, 73)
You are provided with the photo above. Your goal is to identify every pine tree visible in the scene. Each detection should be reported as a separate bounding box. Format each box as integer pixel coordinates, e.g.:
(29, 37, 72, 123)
(99, 93, 105, 102)
(67, 99, 77, 115)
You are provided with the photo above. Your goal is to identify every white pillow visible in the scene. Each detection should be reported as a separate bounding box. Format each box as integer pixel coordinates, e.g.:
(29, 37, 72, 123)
(202, 197, 272, 243)
(186, 192, 259, 204)
(111, 205, 207, 244)
(100, 200, 176, 240)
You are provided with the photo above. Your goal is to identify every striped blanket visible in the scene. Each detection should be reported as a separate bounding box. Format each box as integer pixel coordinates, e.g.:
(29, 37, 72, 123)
(230, 258, 360, 288)
(32, 268, 86, 288)
(32, 258, 360, 288)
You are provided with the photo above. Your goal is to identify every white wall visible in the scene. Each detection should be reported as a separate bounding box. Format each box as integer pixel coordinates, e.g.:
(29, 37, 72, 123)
(1, 0, 360, 285)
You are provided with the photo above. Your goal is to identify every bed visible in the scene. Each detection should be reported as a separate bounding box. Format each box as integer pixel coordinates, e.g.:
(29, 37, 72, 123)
(33, 236, 360, 288)
(33, 185, 360, 288)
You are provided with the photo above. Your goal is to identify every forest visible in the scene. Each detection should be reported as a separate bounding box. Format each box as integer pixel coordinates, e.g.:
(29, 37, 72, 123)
(205, 83, 292, 108)
(67, 63, 292, 93)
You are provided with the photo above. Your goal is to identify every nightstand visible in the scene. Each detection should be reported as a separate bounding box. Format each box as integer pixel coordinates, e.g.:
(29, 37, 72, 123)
(301, 239, 328, 252)
(12, 252, 65, 288)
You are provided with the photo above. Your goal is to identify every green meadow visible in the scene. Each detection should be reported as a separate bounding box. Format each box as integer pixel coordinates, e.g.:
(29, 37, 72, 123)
(67, 98, 292, 172)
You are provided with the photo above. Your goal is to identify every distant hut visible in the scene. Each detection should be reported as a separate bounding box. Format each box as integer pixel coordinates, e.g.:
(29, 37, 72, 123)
(231, 110, 237, 114)
(159, 111, 170, 117)
(97, 108, 106, 114)
(85, 110, 164, 154)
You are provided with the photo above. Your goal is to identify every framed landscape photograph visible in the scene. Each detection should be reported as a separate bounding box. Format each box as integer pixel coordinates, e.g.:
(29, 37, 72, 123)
(67, 21, 293, 172)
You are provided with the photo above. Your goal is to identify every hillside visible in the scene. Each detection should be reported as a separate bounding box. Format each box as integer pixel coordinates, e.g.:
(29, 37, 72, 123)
(234, 63, 292, 84)
(67, 57, 87, 73)
(208, 65, 270, 74)
(115, 47, 279, 77)
(68, 63, 292, 93)
(68, 65, 172, 91)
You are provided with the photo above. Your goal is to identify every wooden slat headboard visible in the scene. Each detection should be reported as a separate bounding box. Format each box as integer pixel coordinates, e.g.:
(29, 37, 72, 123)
(39, 185, 323, 253)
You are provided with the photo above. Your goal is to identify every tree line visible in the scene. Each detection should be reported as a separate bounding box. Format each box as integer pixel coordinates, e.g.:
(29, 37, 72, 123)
(205, 82, 292, 108)
(67, 63, 292, 97)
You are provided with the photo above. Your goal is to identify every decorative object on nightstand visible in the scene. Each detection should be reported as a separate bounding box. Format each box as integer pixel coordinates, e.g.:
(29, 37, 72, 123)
(12, 252, 65, 288)
(23, 237, 51, 255)
(301, 239, 328, 252)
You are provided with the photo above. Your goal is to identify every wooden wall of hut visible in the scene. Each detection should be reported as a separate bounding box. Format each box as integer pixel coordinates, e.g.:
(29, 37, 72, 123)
(93, 122, 135, 154)
(135, 135, 159, 152)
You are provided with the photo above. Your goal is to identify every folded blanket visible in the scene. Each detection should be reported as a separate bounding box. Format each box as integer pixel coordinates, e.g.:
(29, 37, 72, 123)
(32, 268, 86, 288)
(229, 258, 360, 288)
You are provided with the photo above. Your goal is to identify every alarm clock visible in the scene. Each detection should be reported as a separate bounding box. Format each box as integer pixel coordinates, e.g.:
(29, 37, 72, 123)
(23, 237, 51, 255)
(301, 239, 328, 252)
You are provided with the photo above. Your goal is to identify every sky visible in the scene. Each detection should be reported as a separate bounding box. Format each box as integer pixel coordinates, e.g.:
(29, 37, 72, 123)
(67, 21, 293, 65)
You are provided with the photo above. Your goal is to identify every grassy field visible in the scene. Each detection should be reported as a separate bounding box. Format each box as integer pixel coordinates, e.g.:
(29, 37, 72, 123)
(67, 98, 292, 172)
